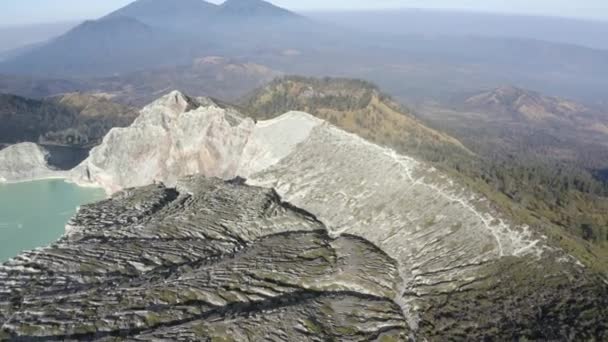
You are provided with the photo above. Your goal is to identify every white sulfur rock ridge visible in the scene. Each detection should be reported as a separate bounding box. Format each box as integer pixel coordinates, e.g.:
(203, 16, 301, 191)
(0, 143, 65, 183)
(237, 110, 324, 177)
(72, 91, 326, 193)
(72, 91, 256, 193)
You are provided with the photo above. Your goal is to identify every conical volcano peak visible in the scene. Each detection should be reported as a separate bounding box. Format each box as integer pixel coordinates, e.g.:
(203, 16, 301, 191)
(219, 0, 298, 17)
(107, 0, 218, 19)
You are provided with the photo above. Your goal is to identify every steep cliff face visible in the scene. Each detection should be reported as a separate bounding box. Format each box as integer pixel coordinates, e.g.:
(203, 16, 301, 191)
(72, 92, 249, 193)
(72, 91, 323, 193)
(68, 90, 608, 340)
(0, 177, 407, 340)
(0, 143, 64, 182)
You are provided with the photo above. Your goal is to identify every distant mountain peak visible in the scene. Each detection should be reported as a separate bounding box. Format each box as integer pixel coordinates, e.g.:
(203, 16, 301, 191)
(219, 0, 298, 17)
(467, 85, 539, 108)
(108, 0, 296, 21)
(221, 0, 271, 5)
(104, 0, 218, 29)
(107, 0, 217, 18)
(102, 0, 298, 31)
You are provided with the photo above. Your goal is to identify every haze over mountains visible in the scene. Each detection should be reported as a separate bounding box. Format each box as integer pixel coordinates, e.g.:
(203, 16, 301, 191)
(1, 0, 608, 105)
(310, 10, 608, 51)
(0, 0, 307, 76)
(0, 57, 280, 106)
(0, 21, 79, 57)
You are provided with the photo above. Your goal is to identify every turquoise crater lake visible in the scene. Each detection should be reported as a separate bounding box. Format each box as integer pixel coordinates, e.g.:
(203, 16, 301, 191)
(0, 179, 105, 262)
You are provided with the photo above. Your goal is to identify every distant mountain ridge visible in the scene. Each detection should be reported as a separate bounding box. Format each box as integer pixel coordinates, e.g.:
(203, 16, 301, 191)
(219, 0, 298, 18)
(0, 57, 281, 106)
(460, 86, 608, 147)
(106, 0, 219, 32)
(106, 0, 218, 25)
(1, 0, 608, 109)
(107, 0, 298, 28)
(0, 16, 194, 76)
(0, 0, 302, 77)
(464, 85, 591, 121)
(0, 93, 137, 147)
(423, 85, 608, 169)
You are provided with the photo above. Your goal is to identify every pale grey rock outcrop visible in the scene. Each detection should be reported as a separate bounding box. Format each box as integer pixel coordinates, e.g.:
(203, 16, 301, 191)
(0, 142, 64, 182)
(73, 91, 254, 193)
(72, 91, 324, 193)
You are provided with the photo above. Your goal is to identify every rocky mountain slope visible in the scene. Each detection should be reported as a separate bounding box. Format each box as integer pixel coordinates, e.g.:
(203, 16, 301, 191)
(0, 176, 407, 340)
(0, 92, 137, 147)
(64, 90, 608, 339)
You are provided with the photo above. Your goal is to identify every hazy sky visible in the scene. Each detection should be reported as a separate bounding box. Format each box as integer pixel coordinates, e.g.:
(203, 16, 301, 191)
(1, 0, 607, 26)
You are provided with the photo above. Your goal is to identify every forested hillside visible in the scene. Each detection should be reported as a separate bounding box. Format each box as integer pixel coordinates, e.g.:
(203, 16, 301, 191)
(0, 93, 137, 147)
(242, 76, 471, 160)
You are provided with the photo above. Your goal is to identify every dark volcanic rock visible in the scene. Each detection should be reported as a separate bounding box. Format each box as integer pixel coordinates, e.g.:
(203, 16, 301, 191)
(415, 256, 608, 341)
(0, 176, 407, 341)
